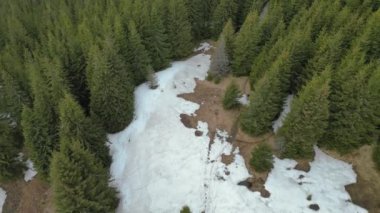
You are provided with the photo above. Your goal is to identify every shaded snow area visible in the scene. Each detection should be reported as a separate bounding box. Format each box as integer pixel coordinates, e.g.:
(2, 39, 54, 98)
(237, 94, 250, 106)
(24, 159, 37, 182)
(272, 95, 294, 133)
(194, 42, 212, 53)
(0, 187, 6, 213)
(17, 153, 38, 182)
(109, 44, 365, 213)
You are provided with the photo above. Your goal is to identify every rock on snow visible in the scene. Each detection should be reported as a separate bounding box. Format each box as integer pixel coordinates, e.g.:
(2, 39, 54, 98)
(108, 43, 366, 213)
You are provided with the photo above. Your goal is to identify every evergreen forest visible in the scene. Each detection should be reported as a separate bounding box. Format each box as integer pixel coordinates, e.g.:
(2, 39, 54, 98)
(0, 0, 379, 212)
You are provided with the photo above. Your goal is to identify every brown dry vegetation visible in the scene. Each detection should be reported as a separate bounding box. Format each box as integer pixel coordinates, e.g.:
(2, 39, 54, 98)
(179, 75, 274, 196)
(0, 177, 54, 213)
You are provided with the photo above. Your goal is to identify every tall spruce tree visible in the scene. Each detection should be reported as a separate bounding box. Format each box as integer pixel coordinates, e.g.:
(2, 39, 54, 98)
(0, 122, 24, 180)
(144, 3, 171, 70)
(322, 50, 374, 153)
(209, 36, 230, 76)
(241, 51, 292, 136)
(277, 69, 330, 159)
(211, 0, 238, 37)
(167, 0, 193, 59)
(87, 39, 134, 133)
(50, 139, 118, 213)
(21, 59, 65, 177)
(126, 21, 151, 85)
(232, 11, 262, 76)
(221, 19, 235, 61)
(58, 94, 111, 166)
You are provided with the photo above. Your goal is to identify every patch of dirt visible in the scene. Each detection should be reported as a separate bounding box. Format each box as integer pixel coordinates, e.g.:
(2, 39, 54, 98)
(179, 75, 276, 198)
(250, 176, 271, 198)
(178, 76, 248, 139)
(294, 160, 311, 172)
(180, 114, 197, 129)
(0, 177, 54, 213)
(323, 145, 380, 213)
(221, 154, 234, 165)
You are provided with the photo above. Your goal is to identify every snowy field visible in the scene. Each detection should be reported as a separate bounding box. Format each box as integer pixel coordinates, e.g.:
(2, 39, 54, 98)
(109, 43, 366, 213)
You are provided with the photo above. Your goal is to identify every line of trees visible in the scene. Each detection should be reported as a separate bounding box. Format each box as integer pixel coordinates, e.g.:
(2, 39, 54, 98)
(219, 0, 380, 164)
(0, 0, 261, 211)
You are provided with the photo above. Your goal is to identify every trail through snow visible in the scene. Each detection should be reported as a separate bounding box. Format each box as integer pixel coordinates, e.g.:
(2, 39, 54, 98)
(108, 44, 366, 213)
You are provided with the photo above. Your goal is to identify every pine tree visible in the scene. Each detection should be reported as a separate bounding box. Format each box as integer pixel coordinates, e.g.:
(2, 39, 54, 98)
(360, 10, 380, 62)
(277, 69, 330, 159)
(249, 19, 286, 87)
(250, 143, 273, 172)
(0, 123, 24, 181)
(186, 0, 215, 40)
(58, 94, 111, 166)
(144, 3, 171, 70)
(223, 81, 241, 110)
(211, 0, 238, 37)
(87, 39, 135, 133)
(209, 36, 230, 76)
(322, 50, 374, 153)
(147, 66, 159, 89)
(50, 140, 118, 213)
(21, 59, 64, 178)
(241, 51, 292, 136)
(167, 0, 193, 59)
(221, 19, 235, 60)
(126, 21, 151, 85)
(232, 11, 262, 76)
(287, 30, 314, 93)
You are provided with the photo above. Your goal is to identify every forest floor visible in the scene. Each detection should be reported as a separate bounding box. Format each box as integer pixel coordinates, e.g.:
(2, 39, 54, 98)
(0, 177, 54, 213)
(180, 73, 380, 213)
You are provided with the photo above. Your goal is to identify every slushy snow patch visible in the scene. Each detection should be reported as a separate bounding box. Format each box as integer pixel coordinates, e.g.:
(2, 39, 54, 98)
(0, 187, 6, 213)
(273, 94, 293, 133)
(109, 44, 365, 213)
(194, 42, 212, 53)
(24, 159, 37, 182)
(237, 94, 249, 106)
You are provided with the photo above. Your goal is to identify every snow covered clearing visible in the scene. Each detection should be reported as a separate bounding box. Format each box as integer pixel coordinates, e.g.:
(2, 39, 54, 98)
(24, 159, 37, 182)
(272, 95, 294, 133)
(109, 44, 366, 213)
(0, 187, 6, 213)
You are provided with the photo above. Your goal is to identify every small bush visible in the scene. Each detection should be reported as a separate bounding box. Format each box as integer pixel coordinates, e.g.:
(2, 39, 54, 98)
(223, 81, 241, 109)
(206, 74, 214, 81)
(180, 206, 191, 213)
(373, 144, 380, 171)
(250, 143, 274, 172)
(213, 75, 221, 84)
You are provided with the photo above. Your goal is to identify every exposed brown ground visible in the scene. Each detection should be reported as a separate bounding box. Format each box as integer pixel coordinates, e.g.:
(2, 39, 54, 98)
(180, 72, 380, 211)
(0, 177, 54, 213)
(179, 75, 273, 196)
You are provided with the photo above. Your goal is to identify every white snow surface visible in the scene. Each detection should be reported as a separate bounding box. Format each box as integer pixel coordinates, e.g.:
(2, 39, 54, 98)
(0, 187, 6, 213)
(109, 44, 366, 213)
(272, 94, 294, 133)
(237, 94, 250, 106)
(194, 42, 212, 53)
(24, 159, 37, 182)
